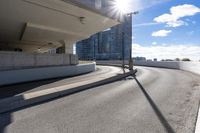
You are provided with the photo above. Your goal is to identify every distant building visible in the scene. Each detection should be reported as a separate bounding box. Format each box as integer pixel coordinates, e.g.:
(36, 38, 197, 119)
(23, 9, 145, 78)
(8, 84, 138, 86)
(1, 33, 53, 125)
(161, 59, 174, 61)
(133, 57, 146, 61)
(76, 16, 132, 60)
(154, 58, 157, 61)
(147, 59, 153, 62)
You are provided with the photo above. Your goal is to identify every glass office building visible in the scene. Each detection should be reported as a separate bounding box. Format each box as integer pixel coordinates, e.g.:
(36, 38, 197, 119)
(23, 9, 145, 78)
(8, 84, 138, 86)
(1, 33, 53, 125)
(76, 16, 132, 60)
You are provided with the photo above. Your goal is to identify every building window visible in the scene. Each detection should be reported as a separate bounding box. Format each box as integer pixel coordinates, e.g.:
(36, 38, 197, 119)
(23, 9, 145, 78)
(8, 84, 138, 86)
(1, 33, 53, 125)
(95, 0, 102, 9)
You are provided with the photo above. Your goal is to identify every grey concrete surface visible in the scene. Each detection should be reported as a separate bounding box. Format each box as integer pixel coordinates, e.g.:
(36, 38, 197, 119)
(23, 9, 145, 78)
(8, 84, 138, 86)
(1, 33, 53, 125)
(0, 63, 95, 86)
(96, 60, 200, 75)
(179, 62, 200, 75)
(0, 66, 200, 133)
(0, 52, 78, 71)
(195, 105, 200, 133)
(0, 0, 119, 53)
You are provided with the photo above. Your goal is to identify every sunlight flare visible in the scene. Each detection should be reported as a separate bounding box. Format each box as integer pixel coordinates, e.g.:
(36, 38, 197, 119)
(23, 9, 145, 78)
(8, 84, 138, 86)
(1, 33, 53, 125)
(114, 0, 129, 13)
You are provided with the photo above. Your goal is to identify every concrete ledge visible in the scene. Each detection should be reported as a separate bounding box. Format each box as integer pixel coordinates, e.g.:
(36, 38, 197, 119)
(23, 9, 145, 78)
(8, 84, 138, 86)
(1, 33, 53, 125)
(96, 60, 200, 75)
(179, 62, 200, 75)
(0, 69, 137, 114)
(0, 63, 96, 86)
(134, 61, 180, 69)
(0, 51, 78, 71)
(195, 102, 200, 133)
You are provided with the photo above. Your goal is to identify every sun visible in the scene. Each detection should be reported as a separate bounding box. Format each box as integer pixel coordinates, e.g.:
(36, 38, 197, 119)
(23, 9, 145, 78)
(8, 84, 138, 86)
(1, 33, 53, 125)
(114, 0, 129, 13)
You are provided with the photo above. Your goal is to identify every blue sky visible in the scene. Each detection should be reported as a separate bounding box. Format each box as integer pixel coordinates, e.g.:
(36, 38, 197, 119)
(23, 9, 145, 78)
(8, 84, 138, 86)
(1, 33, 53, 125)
(127, 0, 200, 61)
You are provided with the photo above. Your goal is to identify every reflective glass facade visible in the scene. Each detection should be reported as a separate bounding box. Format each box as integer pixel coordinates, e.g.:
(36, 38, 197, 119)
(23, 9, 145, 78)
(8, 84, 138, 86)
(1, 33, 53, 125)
(76, 16, 132, 60)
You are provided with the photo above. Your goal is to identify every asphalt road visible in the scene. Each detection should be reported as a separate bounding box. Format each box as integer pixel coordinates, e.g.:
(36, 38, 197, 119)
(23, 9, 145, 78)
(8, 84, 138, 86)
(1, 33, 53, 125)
(1, 66, 200, 133)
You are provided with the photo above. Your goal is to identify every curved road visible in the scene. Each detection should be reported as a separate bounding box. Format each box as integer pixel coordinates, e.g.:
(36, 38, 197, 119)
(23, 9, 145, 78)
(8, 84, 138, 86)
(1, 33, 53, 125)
(0, 66, 200, 133)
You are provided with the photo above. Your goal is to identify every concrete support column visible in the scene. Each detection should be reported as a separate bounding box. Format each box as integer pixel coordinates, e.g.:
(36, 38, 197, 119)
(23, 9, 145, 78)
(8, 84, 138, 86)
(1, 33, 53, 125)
(60, 40, 74, 54)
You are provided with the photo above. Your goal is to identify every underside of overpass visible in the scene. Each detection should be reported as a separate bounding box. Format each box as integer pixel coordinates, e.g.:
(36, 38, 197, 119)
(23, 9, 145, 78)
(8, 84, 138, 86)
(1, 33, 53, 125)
(0, 0, 123, 85)
(0, 0, 120, 53)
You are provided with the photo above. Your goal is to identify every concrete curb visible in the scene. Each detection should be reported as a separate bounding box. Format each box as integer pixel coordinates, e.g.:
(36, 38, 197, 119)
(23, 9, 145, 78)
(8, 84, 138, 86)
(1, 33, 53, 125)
(96, 60, 200, 76)
(0, 69, 137, 114)
(0, 63, 96, 86)
(195, 102, 200, 133)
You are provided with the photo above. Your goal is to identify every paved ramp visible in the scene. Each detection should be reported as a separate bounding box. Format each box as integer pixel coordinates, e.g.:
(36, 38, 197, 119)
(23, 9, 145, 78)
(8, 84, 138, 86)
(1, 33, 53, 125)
(0, 66, 200, 133)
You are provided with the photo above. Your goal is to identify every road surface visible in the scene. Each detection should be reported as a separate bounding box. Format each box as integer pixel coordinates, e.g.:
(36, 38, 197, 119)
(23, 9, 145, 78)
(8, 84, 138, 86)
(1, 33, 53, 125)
(0, 66, 200, 133)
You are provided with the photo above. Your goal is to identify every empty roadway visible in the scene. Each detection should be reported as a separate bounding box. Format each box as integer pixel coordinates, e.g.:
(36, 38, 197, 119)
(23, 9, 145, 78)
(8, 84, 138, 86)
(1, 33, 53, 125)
(0, 66, 200, 133)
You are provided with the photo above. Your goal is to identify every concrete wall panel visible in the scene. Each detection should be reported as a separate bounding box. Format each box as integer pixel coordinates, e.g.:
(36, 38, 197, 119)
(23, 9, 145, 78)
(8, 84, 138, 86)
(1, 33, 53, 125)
(0, 63, 96, 86)
(179, 62, 200, 75)
(13, 52, 35, 67)
(0, 52, 78, 71)
(63, 54, 70, 65)
(134, 61, 180, 69)
(70, 54, 78, 65)
(35, 54, 64, 66)
(0, 52, 13, 67)
(96, 60, 200, 75)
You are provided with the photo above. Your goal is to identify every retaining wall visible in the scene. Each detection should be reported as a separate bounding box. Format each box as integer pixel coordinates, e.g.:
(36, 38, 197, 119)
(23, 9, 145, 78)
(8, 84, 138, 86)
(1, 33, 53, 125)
(0, 63, 96, 86)
(179, 62, 200, 75)
(96, 60, 200, 75)
(0, 51, 78, 71)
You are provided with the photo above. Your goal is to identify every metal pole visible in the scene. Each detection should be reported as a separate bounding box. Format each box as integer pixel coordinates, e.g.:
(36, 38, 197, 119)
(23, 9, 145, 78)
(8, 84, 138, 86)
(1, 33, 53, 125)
(122, 32, 125, 70)
(127, 11, 138, 71)
(129, 13, 133, 70)
(94, 39, 96, 61)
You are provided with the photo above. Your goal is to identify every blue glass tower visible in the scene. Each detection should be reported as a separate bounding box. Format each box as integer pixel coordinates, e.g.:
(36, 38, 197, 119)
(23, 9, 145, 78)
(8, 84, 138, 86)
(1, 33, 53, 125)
(76, 0, 132, 60)
(76, 16, 132, 60)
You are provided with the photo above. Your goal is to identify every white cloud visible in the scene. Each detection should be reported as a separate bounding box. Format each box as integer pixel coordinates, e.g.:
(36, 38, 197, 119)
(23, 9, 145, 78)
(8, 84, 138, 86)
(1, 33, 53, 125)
(152, 30, 172, 37)
(154, 4, 200, 27)
(133, 22, 159, 28)
(152, 42, 157, 45)
(132, 43, 200, 61)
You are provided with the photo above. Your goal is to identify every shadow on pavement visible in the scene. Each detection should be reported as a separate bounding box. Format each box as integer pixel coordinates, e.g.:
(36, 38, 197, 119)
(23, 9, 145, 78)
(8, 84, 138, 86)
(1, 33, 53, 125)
(0, 71, 136, 133)
(0, 78, 64, 132)
(0, 78, 63, 99)
(0, 69, 101, 99)
(134, 77, 175, 133)
(0, 113, 11, 133)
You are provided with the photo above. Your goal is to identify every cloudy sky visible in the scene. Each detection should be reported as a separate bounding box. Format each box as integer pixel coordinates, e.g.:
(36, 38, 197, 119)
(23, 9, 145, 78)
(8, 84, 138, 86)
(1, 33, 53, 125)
(128, 0, 200, 61)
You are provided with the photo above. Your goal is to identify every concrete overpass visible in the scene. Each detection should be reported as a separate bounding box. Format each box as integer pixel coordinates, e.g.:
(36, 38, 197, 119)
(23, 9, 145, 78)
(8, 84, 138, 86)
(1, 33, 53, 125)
(0, 0, 123, 85)
(0, 0, 120, 53)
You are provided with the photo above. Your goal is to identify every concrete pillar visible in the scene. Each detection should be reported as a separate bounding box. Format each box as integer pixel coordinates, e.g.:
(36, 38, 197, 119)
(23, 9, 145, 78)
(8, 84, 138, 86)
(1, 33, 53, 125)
(59, 40, 74, 54)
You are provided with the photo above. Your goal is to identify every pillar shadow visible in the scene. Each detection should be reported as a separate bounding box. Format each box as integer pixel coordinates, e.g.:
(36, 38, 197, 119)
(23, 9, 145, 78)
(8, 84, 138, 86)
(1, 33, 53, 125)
(0, 113, 11, 133)
(134, 77, 175, 133)
(0, 70, 96, 99)
(0, 78, 63, 99)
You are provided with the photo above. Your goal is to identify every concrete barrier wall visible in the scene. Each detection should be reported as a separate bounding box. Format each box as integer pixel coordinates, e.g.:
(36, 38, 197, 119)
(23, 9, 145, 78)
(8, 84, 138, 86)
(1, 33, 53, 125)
(96, 60, 200, 75)
(0, 63, 96, 86)
(0, 51, 78, 71)
(179, 62, 200, 75)
(96, 60, 128, 66)
(134, 61, 180, 69)
(134, 61, 200, 75)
